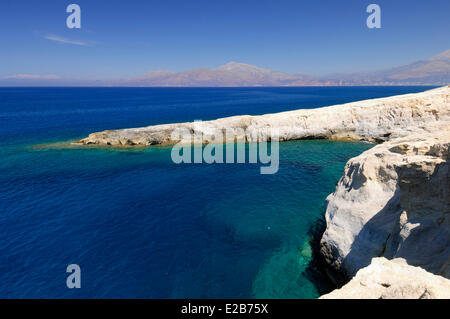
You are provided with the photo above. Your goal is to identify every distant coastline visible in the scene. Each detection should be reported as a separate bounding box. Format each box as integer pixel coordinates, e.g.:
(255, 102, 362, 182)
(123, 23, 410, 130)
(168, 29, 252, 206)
(2, 50, 449, 87)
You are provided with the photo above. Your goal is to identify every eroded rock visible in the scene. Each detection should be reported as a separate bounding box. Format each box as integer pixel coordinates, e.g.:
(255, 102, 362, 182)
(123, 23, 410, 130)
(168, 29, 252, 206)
(320, 130, 450, 281)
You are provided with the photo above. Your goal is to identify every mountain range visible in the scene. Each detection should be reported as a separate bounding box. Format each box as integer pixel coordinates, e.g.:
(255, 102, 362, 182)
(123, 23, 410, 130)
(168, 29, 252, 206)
(3, 50, 449, 86)
(122, 50, 450, 87)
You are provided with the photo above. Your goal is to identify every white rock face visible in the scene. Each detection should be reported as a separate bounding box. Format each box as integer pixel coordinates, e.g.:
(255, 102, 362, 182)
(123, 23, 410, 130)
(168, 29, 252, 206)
(320, 257, 450, 299)
(80, 86, 450, 146)
(315, 87, 450, 296)
(320, 129, 450, 280)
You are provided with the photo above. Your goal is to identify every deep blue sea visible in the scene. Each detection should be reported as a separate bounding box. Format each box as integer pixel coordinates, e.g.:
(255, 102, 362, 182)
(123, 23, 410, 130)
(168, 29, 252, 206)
(0, 86, 434, 298)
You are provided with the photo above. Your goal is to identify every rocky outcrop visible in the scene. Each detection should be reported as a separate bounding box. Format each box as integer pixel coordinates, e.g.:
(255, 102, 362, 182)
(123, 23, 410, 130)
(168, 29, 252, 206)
(320, 257, 450, 299)
(320, 128, 450, 282)
(80, 86, 449, 146)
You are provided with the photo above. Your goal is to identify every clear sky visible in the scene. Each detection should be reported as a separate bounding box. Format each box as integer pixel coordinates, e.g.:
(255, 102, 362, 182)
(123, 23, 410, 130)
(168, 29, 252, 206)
(1, 0, 449, 80)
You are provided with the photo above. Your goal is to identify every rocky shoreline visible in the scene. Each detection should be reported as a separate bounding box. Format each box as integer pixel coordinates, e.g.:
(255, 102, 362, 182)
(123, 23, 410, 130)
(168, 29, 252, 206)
(80, 86, 450, 298)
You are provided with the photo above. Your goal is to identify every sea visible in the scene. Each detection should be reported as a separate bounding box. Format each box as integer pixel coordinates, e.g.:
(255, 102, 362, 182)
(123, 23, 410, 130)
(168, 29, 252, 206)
(0, 86, 434, 298)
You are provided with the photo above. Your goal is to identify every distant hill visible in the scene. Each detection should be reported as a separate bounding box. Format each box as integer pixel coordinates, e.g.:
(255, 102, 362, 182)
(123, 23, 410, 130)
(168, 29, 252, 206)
(122, 62, 320, 87)
(323, 50, 450, 85)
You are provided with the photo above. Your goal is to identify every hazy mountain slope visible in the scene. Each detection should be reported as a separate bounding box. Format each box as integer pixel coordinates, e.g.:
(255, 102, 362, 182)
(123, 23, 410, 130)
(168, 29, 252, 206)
(386, 50, 450, 81)
(122, 62, 311, 86)
(122, 50, 449, 86)
(324, 50, 450, 85)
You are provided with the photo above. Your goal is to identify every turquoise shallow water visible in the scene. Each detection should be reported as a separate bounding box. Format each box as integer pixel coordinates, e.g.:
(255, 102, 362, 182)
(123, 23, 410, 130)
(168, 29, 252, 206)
(0, 87, 430, 298)
(0, 140, 372, 298)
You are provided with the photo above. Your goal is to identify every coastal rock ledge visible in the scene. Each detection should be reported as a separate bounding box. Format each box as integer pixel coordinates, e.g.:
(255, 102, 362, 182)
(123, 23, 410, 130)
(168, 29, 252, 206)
(80, 86, 449, 146)
(320, 257, 450, 299)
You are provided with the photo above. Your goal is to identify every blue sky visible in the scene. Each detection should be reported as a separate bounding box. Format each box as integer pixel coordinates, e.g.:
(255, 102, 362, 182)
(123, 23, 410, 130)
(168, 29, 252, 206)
(1, 0, 449, 80)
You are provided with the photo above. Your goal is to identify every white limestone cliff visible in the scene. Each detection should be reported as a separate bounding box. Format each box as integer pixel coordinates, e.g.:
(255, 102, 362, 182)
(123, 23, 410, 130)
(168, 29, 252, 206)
(320, 129, 450, 282)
